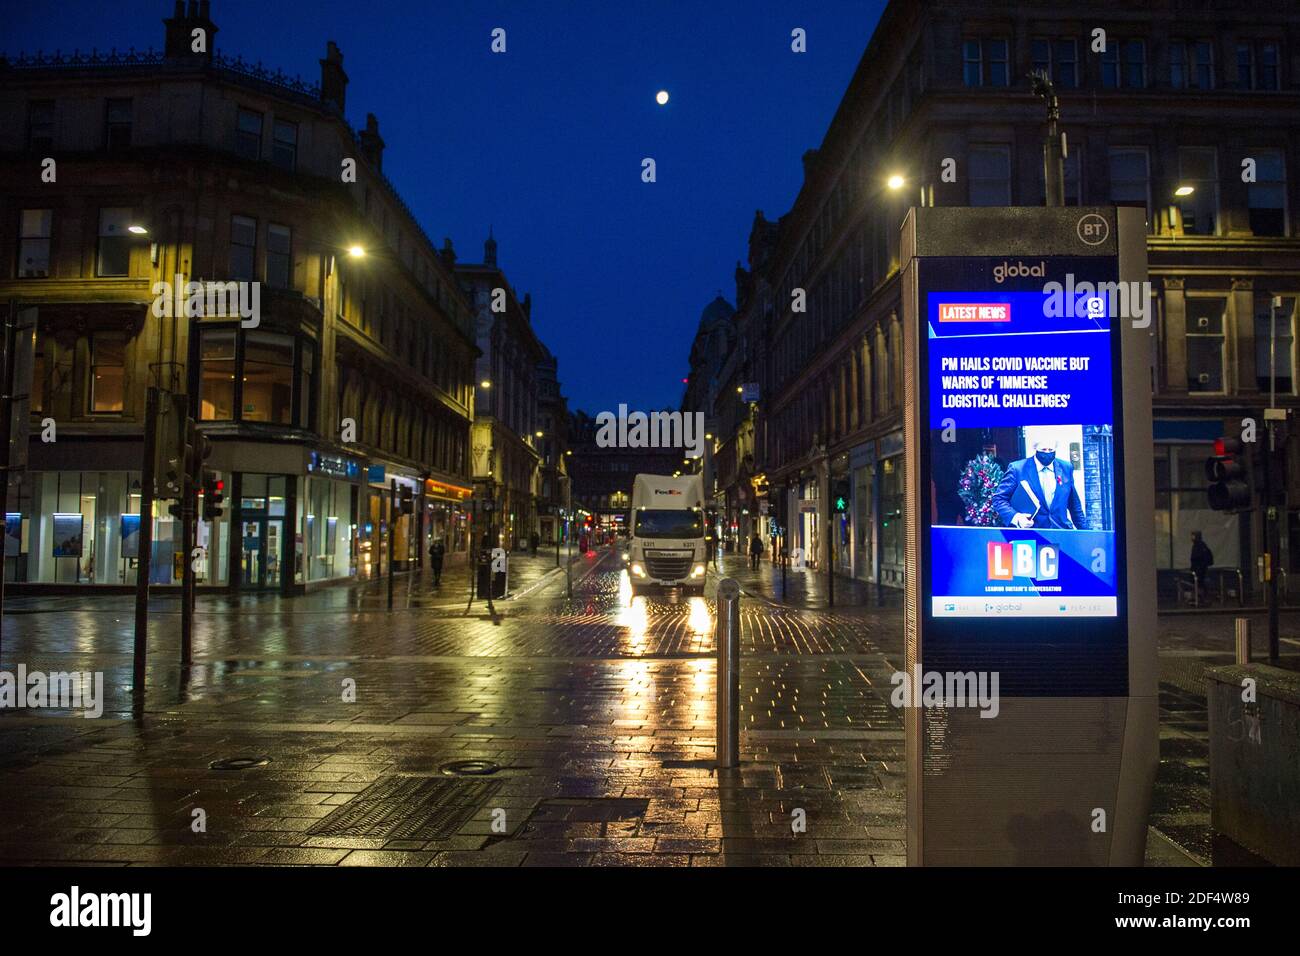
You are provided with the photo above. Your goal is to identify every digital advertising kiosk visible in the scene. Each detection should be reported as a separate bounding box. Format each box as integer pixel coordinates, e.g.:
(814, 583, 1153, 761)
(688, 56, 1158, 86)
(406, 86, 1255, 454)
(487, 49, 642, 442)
(901, 206, 1157, 865)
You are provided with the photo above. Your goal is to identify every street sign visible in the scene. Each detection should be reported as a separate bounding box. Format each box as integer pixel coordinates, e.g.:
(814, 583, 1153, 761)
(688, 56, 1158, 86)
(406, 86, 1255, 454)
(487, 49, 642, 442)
(901, 206, 1156, 866)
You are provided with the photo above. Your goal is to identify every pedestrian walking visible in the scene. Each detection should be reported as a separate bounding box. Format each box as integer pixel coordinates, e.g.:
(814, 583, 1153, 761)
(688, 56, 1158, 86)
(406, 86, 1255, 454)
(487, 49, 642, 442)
(428, 538, 446, 586)
(1189, 531, 1213, 605)
(749, 532, 764, 571)
(530, 530, 539, 555)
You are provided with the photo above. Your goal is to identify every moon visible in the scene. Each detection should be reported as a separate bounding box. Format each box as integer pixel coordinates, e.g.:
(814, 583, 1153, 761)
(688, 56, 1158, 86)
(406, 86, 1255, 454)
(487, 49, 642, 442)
(656, 90, 669, 106)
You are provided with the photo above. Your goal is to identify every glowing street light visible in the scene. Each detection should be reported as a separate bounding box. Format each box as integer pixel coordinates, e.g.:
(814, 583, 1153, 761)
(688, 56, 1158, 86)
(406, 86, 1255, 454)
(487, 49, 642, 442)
(1174, 185, 1195, 197)
(347, 245, 366, 258)
(127, 224, 149, 235)
(887, 174, 906, 191)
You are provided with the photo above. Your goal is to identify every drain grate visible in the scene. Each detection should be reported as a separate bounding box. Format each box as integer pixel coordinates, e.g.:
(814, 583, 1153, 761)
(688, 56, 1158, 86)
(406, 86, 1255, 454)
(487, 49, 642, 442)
(308, 776, 501, 841)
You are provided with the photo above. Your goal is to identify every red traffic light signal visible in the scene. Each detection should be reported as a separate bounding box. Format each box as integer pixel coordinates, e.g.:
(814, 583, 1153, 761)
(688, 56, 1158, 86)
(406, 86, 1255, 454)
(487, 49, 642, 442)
(202, 471, 226, 521)
(1206, 437, 1251, 512)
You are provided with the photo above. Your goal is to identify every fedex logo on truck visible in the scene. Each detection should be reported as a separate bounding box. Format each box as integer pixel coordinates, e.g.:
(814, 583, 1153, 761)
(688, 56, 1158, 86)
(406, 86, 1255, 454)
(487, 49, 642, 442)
(987, 541, 1059, 581)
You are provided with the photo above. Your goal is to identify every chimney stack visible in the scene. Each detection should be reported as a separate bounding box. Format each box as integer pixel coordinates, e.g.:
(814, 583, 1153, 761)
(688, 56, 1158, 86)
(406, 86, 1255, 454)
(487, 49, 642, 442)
(440, 238, 457, 268)
(359, 113, 385, 171)
(163, 0, 218, 64)
(484, 228, 497, 268)
(319, 41, 348, 112)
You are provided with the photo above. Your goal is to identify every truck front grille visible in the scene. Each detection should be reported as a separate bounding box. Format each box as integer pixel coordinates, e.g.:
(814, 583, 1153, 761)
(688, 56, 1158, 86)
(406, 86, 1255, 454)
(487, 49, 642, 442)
(644, 552, 694, 581)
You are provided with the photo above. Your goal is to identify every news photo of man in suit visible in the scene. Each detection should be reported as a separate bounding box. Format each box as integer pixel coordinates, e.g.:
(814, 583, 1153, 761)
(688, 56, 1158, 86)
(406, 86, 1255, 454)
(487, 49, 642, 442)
(991, 438, 1087, 531)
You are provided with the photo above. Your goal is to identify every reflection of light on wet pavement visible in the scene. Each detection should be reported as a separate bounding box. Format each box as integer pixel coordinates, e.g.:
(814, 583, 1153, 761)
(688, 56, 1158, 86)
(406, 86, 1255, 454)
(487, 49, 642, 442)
(686, 596, 712, 636)
(617, 659, 653, 722)
(617, 569, 633, 607)
(616, 590, 648, 651)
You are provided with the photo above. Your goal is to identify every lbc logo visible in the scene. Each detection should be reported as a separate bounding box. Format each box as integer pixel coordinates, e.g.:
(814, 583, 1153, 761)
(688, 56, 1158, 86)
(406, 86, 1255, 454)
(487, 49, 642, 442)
(988, 541, 1059, 581)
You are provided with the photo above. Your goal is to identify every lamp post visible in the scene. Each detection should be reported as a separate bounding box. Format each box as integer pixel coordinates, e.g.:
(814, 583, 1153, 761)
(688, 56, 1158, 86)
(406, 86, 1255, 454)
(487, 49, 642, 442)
(1030, 69, 1066, 208)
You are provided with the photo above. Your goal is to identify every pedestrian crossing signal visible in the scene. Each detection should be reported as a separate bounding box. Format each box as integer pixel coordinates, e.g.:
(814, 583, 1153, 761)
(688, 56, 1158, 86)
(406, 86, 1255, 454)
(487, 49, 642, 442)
(832, 479, 850, 513)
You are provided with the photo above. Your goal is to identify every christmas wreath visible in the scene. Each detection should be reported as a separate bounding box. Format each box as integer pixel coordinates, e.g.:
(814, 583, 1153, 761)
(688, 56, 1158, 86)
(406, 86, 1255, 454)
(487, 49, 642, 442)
(957, 452, 1004, 526)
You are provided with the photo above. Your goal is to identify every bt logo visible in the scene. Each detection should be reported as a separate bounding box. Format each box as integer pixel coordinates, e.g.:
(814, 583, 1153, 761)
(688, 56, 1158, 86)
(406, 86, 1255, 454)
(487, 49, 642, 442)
(987, 541, 1059, 581)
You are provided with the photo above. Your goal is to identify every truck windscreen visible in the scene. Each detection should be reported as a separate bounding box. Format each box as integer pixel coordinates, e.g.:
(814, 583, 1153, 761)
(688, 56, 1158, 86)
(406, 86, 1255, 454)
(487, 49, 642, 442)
(634, 509, 703, 538)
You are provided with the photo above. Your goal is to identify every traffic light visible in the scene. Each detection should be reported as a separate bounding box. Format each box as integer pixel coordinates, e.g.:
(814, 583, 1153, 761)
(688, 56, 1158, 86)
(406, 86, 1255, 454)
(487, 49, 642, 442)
(831, 478, 851, 514)
(1206, 436, 1252, 512)
(202, 470, 225, 521)
(153, 392, 190, 499)
(399, 485, 414, 515)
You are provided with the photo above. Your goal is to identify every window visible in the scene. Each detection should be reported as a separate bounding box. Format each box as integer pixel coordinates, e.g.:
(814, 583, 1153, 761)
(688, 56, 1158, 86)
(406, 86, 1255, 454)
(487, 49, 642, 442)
(1185, 297, 1227, 393)
(1238, 40, 1281, 90)
(105, 98, 132, 150)
(1247, 149, 1286, 236)
(236, 108, 263, 160)
(27, 100, 54, 151)
(1177, 148, 1219, 235)
(266, 223, 291, 288)
(96, 207, 132, 277)
(230, 215, 257, 280)
(272, 119, 297, 171)
(1102, 39, 1146, 88)
(1109, 147, 1151, 217)
(297, 339, 316, 430)
(242, 331, 295, 424)
(1171, 40, 1214, 89)
(199, 329, 236, 420)
(1255, 295, 1297, 394)
(89, 331, 126, 412)
(968, 145, 1011, 206)
(17, 209, 52, 278)
(1032, 38, 1078, 88)
(962, 38, 1008, 87)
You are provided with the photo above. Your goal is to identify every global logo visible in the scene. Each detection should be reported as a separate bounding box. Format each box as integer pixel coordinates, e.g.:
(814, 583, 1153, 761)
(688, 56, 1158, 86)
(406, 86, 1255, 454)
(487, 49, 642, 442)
(992, 260, 1046, 284)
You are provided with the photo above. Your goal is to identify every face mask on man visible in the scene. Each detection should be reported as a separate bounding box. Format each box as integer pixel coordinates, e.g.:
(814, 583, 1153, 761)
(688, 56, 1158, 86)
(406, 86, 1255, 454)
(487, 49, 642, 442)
(1035, 450, 1056, 467)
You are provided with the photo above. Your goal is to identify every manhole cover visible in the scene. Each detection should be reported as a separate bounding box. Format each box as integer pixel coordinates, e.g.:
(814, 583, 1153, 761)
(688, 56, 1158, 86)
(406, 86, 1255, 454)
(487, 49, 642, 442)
(439, 759, 501, 776)
(208, 756, 271, 770)
(308, 777, 501, 841)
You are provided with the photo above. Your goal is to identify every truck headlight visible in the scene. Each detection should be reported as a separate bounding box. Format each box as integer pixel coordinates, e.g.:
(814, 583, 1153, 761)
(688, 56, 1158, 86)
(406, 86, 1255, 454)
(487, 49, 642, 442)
(631, 563, 646, 577)
(691, 564, 705, 577)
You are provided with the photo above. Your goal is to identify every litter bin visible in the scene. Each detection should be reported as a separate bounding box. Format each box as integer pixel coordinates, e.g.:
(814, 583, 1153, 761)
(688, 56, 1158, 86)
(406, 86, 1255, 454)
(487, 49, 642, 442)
(476, 547, 507, 599)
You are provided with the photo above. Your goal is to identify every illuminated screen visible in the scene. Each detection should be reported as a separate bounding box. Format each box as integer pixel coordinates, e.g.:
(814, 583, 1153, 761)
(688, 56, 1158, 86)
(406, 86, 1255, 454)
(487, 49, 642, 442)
(921, 257, 1124, 622)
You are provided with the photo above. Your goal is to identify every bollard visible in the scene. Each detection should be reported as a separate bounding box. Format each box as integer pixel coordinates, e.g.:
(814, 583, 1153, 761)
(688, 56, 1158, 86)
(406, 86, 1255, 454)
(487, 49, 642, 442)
(716, 578, 741, 768)
(1235, 617, 1252, 665)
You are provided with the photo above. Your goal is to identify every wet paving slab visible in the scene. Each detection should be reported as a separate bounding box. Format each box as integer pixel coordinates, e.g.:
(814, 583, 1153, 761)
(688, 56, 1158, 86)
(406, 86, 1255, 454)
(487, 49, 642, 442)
(1, 548, 1291, 866)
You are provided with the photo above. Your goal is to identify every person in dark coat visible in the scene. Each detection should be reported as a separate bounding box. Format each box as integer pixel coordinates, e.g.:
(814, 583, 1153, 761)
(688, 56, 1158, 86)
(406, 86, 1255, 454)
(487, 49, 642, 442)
(749, 533, 764, 570)
(428, 538, 446, 586)
(1189, 531, 1213, 603)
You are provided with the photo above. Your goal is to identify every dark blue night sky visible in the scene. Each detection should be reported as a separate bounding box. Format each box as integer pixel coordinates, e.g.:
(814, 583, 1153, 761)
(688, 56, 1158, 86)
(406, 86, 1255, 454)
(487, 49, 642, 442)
(6, 0, 887, 413)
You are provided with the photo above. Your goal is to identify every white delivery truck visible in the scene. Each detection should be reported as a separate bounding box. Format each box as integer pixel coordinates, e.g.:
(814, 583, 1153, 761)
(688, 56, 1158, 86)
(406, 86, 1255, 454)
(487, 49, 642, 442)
(626, 473, 708, 596)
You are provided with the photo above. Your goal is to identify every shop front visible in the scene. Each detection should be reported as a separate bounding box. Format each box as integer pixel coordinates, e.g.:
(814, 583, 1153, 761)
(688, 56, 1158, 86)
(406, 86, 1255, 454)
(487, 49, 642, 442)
(850, 442, 876, 582)
(423, 476, 473, 561)
(876, 429, 905, 588)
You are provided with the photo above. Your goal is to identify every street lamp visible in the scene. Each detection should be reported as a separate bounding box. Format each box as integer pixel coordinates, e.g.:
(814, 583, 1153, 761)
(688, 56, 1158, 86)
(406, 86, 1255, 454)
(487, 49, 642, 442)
(1174, 185, 1195, 197)
(347, 245, 366, 258)
(886, 174, 905, 191)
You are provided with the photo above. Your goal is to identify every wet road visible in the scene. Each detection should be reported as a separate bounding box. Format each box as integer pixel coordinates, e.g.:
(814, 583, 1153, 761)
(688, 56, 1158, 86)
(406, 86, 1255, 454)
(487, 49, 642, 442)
(1, 547, 1287, 865)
